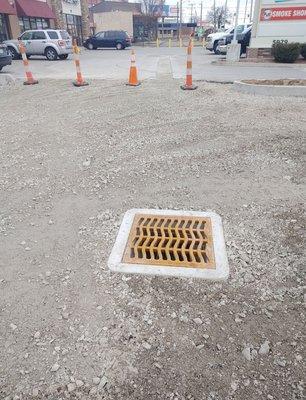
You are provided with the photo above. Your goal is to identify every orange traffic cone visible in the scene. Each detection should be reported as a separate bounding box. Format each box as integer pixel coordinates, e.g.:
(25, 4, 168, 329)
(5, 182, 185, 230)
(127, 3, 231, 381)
(127, 50, 140, 86)
(18, 41, 38, 85)
(72, 39, 88, 87)
(180, 38, 197, 90)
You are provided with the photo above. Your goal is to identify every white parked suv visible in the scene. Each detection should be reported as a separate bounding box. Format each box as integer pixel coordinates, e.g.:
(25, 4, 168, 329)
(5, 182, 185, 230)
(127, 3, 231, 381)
(206, 24, 251, 54)
(4, 29, 73, 61)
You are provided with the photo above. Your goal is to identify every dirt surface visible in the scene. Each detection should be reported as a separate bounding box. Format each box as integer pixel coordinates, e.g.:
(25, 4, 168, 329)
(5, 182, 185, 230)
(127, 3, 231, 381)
(243, 79, 306, 86)
(0, 79, 305, 400)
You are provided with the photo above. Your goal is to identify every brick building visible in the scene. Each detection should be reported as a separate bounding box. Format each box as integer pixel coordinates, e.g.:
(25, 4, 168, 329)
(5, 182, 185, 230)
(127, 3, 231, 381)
(90, 1, 141, 37)
(0, 0, 90, 43)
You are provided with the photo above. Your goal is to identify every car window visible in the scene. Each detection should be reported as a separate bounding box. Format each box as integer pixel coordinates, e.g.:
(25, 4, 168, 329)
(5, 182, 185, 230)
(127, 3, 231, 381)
(20, 31, 32, 40)
(60, 30, 70, 40)
(236, 25, 245, 34)
(96, 32, 105, 38)
(105, 31, 114, 38)
(47, 31, 59, 39)
(32, 31, 46, 40)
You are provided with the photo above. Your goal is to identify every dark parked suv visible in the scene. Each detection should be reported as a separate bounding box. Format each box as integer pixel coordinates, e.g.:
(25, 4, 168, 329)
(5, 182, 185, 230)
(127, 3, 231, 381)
(84, 30, 131, 50)
(218, 26, 252, 55)
(0, 44, 12, 71)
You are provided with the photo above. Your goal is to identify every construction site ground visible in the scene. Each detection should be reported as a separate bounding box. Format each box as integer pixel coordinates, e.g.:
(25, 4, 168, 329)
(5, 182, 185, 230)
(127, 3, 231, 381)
(0, 78, 305, 400)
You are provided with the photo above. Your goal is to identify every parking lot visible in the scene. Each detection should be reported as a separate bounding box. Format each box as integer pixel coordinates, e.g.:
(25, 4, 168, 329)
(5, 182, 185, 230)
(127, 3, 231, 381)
(0, 65, 305, 400)
(4, 46, 306, 82)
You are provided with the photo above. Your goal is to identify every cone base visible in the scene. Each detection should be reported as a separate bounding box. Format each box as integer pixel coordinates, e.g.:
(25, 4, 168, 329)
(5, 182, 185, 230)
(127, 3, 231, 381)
(73, 80, 89, 87)
(180, 84, 197, 90)
(24, 80, 38, 85)
(126, 82, 141, 87)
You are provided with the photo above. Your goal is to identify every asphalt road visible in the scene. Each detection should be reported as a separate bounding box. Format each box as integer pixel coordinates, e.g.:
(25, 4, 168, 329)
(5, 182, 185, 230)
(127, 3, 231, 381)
(3, 46, 306, 82)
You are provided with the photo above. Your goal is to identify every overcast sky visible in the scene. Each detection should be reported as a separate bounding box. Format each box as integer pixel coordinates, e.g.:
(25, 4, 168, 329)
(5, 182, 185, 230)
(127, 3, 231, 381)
(164, 0, 253, 24)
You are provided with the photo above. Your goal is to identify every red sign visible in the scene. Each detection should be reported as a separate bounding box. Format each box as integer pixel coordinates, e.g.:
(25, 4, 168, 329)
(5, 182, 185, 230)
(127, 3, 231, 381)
(260, 6, 306, 21)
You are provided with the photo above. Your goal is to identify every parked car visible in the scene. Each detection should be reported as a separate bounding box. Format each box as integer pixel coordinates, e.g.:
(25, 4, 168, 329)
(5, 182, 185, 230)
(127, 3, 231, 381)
(206, 24, 251, 54)
(0, 44, 12, 71)
(4, 29, 73, 61)
(84, 30, 131, 50)
(217, 26, 252, 56)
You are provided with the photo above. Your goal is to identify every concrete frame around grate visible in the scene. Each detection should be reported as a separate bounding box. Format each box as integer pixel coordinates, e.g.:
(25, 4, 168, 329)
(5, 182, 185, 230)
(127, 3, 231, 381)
(108, 209, 229, 280)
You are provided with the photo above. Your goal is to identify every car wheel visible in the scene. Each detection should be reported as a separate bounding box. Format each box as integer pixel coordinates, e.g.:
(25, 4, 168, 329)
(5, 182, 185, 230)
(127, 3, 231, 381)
(7, 46, 20, 60)
(59, 54, 69, 60)
(213, 41, 220, 55)
(87, 43, 94, 50)
(116, 42, 123, 50)
(45, 47, 58, 61)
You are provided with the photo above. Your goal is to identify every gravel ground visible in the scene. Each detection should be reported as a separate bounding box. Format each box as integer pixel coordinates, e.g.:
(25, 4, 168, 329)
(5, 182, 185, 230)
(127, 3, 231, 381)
(0, 79, 305, 400)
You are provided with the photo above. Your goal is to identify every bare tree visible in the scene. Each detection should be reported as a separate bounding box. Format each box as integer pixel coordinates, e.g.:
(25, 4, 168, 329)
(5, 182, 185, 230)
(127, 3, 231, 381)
(142, 0, 165, 16)
(207, 6, 231, 30)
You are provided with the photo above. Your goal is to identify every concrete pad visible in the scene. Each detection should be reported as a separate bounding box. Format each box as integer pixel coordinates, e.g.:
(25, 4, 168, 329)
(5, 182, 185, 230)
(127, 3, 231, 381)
(108, 209, 229, 281)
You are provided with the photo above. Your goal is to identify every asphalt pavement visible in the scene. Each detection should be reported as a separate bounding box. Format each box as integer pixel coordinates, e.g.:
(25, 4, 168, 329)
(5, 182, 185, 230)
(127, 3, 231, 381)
(3, 46, 306, 82)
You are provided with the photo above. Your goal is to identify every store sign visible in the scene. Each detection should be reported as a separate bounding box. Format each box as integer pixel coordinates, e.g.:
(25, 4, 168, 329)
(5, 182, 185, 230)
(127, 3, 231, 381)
(261, 0, 305, 5)
(63, 0, 79, 4)
(260, 6, 306, 20)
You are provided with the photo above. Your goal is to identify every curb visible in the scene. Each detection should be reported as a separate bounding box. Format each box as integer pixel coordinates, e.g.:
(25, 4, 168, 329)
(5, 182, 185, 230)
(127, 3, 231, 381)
(233, 80, 306, 97)
(0, 73, 15, 86)
(212, 59, 306, 69)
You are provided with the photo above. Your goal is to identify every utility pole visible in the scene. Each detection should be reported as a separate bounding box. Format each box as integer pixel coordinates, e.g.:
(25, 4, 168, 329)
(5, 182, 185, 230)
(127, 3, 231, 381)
(244, 0, 249, 23)
(200, 1, 203, 26)
(224, 0, 228, 26)
(179, 0, 182, 39)
(213, 0, 216, 30)
(249, 0, 254, 21)
(190, 3, 193, 23)
(177, 1, 179, 39)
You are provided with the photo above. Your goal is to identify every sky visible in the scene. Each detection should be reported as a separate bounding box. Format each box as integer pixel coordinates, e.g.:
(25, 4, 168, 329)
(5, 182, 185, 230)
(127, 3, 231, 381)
(164, 0, 253, 24)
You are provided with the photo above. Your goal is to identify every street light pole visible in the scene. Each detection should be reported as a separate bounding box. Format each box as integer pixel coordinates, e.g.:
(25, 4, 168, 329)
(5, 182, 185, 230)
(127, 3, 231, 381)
(233, 0, 241, 42)
(200, 1, 203, 26)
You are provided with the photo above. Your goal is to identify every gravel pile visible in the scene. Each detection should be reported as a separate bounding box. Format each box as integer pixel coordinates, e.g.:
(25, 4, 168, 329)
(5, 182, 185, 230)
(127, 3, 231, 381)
(0, 79, 305, 399)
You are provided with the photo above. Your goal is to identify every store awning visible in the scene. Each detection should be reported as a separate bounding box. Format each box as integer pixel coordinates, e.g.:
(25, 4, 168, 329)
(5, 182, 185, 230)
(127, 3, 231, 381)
(0, 0, 16, 14)
(15, 0, 55, 19)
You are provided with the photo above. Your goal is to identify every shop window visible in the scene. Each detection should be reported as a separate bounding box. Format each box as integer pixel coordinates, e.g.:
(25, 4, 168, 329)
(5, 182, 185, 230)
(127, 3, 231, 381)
(19, 17, 50, 33)
(30, 18, 37, 29)
(0, 13, 10, 42)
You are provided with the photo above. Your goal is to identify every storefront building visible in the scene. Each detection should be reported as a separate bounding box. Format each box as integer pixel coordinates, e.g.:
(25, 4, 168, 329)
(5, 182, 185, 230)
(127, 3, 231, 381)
(0, 0, 89, 42)
(50, 0, 90, 44)
(15, 0, 55, 32)
(249, 0, 306, 57)
(0, 0, 18, 40)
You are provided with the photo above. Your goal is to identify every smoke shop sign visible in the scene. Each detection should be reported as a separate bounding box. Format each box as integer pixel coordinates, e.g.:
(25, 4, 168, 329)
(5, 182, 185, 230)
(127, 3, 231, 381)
(260, 6, 306, 20)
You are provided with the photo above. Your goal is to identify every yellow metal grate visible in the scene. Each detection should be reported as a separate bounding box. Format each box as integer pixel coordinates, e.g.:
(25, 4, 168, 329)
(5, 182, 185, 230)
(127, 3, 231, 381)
(122, 214, 216, 269)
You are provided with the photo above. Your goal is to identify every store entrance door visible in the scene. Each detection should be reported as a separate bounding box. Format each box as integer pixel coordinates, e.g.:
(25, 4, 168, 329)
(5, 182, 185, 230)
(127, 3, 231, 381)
(64, 14, 83, 45)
